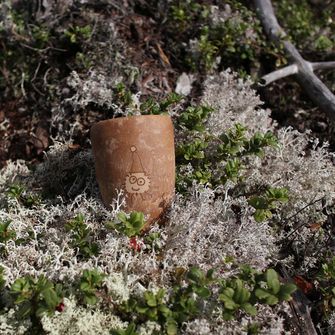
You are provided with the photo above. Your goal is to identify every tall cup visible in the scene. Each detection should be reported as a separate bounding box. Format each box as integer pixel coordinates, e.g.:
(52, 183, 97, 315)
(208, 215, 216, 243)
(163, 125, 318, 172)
(90, 115, 175, 229)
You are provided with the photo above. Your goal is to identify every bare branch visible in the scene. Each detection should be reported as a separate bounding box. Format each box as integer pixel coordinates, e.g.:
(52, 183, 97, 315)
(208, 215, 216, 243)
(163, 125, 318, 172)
(259, 64, 298, 86)
(254, 0, 335, 120)
(311, 61, 335, 71)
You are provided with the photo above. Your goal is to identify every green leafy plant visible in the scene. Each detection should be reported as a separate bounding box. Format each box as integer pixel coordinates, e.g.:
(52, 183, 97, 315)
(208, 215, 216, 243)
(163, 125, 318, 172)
(314, 35, 333, 51)
(176, 122, 279, 193)
(254, 269, 296, 305)
(217, 123, 248, 158)
(0, 266, 5, 291)
(114, 83, 134, 108)
(64, 25, 92, 43)
(144, 232, 163, 251)
(0, 220, 16, 255)
(316, 257, 335, 314)
(79, 269, 105, 305)
(219, 278, 257, 320)
(169, 267, 214, 326)
(217, 124, 278, 159)
(111, 323, 139, 335)
(178, 105, 213, 131)
(248, 187, 289, 222)
(65, 214, 99, 258)
(0, 220, 16, 244)
(244, 131, 279, 157)
(10, 275, 63, 320)
(219, 265, 296, 320)
(140, 93, 182, 115)
(6, 184, 41, 208)
(170, 1, 208, 29)
(177, 138, 208, 161)
(115, 265, 296, 333)
(106, 211, 146, 238)
(117, 267, 214, 334)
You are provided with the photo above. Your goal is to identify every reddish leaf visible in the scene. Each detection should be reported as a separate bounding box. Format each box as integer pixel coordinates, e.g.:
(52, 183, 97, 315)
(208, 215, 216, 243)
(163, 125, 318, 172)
(293, 275, 314, 294)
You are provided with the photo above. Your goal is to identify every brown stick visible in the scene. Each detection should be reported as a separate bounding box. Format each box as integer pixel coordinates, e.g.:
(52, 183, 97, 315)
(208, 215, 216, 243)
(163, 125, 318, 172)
(254, 0, 335, 121)
(278, 264, 318, 335)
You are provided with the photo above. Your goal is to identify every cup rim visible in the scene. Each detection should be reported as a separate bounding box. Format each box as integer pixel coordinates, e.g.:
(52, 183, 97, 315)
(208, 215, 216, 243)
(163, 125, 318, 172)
(91, 114, 172, 128)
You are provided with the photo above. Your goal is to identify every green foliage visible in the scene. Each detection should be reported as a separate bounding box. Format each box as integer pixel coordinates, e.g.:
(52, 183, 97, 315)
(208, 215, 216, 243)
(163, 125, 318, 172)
(177, 138, 208, 161)
(170, 1, 208, 24)
(79, 269, 105, 305)
(111, 323, 139, 335)
(246, 322, 261, 334)
(222, 158, 242, 183)
(276, 0, 334, 52)
(65, 214, 99, 258)
(219, 278, 257, 320)
(0, 220, 16, 255)
(6, 184, 41, 208)
(170, 267, 214, 324)
(114, 83, 134, 108)
(0, 220, 16, 244)
(10, 275, 63, 319)
(248, 187, 289, 222)
(220, 266, 296, 320)
(176, 121, 279, 194)
(106, 212, 146, 238)
(166, 0, 282, 73)
(218, 124, 278, 159)
(132, 289, 172, 323)
(0, 266, 5, 291)
(31, 25, 50, 48)
(64, 25, 92, 43)
(217, 123, 248, 157)
(115, 265, 296, 333)
(140, 93, 182, 115)
(276, 0, 313, 42)
(315, 257, 335, 314)
(178, 105, 213, 131)
(254, 269, 296, 305)
(143, 232, 163, 251)
(244, 132, 279, 156)
(116, 267, 214, 334)
(314, 35, 333, 51)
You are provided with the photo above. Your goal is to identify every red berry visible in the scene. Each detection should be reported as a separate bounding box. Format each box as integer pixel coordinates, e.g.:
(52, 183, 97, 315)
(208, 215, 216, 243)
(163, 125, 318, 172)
(129, 237, 142, 252)
(55, 301, 65, 312)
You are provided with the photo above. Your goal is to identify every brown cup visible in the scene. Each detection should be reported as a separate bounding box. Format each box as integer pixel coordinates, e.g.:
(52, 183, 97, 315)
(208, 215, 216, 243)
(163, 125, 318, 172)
(90, 115, 175, 228)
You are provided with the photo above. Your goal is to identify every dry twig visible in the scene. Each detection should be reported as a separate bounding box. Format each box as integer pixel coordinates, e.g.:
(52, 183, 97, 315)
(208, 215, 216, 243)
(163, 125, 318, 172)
(254, 0, 335, 120)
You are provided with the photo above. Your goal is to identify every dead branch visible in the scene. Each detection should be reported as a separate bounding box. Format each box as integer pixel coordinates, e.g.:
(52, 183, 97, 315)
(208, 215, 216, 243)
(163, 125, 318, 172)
(311, 61, 335, 71)
(278, 264, 318, 335)
(259, 64, 298, 86)
(254, 0, 335, 121)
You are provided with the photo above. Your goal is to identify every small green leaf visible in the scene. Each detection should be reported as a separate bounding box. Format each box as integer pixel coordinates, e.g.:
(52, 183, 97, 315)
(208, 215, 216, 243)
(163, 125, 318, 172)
(18, 301, 33, 318)
(241, 302, 257, 316)
(41, 288, 59, 308)
(187, 267, 204, 283)
(195, 286, 211, 298)
(84, 293, 98, 305)
(145, 292, 157, 307)
(248, 197, 268, 210)
(135, 305, 149, 314)
(265, 295, 278, 305)
(166, 319, 178, 335)
(254, 288, 271, 300)
(278, 283, 296, 301)
(266, 269, 280, 294)
(254, 209, 272, 222)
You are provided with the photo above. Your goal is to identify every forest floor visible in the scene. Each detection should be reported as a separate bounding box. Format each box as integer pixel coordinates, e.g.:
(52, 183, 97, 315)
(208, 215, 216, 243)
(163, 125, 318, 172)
(0, 1, 335, 334)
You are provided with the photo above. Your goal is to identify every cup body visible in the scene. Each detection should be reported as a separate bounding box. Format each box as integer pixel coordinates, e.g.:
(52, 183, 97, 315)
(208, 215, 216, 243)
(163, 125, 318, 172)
(91, 115, 175, 227)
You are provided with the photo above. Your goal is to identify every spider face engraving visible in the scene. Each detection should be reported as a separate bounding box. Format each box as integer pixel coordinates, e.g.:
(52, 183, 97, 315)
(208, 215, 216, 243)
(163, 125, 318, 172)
(125, 172, 151, 194)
